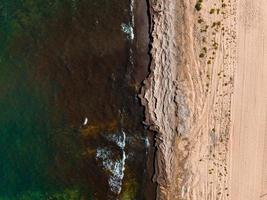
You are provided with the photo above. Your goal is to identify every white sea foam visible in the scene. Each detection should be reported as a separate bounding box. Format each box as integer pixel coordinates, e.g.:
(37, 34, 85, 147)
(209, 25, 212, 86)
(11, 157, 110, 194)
(96, 131, 127, 194)
(130, 0, 135, 27)
(121, 0, 135, 41)
(145, 137, 150, 147)
(121, 23, 134, 40)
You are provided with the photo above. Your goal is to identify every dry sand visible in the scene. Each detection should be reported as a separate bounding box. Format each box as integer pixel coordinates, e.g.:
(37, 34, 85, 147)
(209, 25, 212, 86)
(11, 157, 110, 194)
(141, 0, 267, 199)
(231, 0, 267, 200)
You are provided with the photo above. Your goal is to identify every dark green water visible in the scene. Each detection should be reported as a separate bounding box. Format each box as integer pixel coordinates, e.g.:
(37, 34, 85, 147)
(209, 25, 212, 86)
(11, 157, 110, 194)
(0, 0, 152, 199)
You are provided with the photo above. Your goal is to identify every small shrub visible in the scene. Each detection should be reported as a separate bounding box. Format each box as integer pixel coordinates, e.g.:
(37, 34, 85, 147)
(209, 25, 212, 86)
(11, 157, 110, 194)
(195, 0, 203, 11)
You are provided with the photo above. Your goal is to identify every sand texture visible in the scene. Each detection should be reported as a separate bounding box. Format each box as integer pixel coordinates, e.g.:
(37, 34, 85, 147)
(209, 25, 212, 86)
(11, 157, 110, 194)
(231, 0, 267, 200)
(141, 0, 267, 199)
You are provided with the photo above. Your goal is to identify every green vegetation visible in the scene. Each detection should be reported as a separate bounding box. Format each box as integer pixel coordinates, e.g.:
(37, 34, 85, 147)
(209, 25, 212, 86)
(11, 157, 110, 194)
(195, 0, 203, 11)
(199, 53, 205, 58)
(198, 18, 204, 23)
(210, 8, 215, 14)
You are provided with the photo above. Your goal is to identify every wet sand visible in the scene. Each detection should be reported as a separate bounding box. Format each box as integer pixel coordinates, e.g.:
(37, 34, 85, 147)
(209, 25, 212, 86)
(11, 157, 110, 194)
(134, 0, 157, 199)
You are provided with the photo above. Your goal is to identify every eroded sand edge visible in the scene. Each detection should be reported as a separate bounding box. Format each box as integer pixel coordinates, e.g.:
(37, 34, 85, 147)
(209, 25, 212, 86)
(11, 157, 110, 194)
(141, 0, 237, 199)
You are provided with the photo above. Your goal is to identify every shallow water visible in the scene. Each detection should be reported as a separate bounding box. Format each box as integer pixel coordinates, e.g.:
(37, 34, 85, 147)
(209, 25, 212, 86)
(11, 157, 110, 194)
(0, 0, 152, 199)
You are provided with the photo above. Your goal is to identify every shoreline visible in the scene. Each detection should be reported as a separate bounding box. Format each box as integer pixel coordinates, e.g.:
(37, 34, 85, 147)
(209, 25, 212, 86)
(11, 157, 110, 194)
(132, 0, 157, 199)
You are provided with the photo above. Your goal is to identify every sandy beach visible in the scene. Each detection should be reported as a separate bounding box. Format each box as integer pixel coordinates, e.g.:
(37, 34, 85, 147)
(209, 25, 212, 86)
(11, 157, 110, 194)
(231, 0, 267, 200)
(141, 0, 267, 199)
